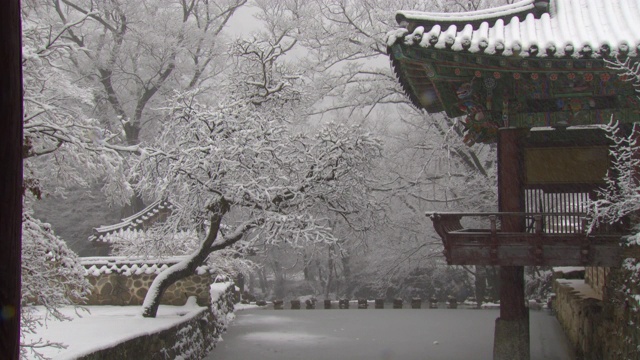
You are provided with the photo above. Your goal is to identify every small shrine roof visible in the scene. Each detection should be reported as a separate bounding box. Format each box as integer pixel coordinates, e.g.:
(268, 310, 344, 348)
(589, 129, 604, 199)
(388, 0, 640, 58)
(89, 199, 172, 242)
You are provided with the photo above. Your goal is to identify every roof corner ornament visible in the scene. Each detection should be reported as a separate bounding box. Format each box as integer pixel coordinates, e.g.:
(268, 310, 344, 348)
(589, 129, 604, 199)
(533, 0, 549, 14)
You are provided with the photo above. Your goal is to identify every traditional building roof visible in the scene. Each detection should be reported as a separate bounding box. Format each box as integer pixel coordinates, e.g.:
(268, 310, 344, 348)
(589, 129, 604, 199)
(89, 199, 172, 242)
(390, 0, 640, 59)
(386, 0, 640, 144)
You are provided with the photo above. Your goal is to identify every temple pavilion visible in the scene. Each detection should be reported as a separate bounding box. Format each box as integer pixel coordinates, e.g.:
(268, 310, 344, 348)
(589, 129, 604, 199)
(386, 0, 640, 359)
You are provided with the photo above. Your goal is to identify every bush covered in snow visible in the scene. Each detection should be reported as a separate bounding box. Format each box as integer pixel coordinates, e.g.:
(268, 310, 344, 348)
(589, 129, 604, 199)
(21, 214, 92, 359)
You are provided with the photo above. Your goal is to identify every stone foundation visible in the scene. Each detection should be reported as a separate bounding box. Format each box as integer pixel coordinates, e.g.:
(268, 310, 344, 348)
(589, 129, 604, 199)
(493, 316, 530, 360)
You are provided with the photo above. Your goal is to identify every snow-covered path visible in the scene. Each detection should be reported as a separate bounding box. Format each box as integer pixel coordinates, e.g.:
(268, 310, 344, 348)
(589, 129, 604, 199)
(205, 308, 574, 360)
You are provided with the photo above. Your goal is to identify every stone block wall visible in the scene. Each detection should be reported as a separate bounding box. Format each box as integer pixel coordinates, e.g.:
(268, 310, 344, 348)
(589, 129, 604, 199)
(584, 266, 609, 298)
(81, 257, 216, 306)
(554, 268, 640, 360)
(85, 272, 214, 306)
(553, 279, 607, 360)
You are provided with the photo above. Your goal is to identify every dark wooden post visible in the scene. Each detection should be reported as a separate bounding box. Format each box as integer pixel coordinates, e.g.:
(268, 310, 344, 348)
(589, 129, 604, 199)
(357, 299, 368, 309)
(273, 300, 284, 310)
(411, 297, 422, 309)
(0, 1, 24, 358)
(290, 299, 301, 309)
(375, 298, 384, 309)
(393, 298, 403, 309)
(494, 128, 529, 360)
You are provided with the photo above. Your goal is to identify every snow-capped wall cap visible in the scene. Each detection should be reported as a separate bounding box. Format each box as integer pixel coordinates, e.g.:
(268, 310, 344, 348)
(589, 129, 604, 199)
(391, 0, 640, 58)
(80, 255, 216, 276)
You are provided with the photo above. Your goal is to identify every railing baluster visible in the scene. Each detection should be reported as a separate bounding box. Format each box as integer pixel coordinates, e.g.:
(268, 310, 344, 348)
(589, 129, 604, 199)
(534, 215, 542, 234)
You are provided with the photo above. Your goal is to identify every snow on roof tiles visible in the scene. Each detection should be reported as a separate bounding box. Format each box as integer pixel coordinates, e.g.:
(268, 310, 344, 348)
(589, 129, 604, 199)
(397, 1, 535, 23)
(80, 256, 214, 276)
(89, 199, 172, 242)
(389, 0, 640, 58)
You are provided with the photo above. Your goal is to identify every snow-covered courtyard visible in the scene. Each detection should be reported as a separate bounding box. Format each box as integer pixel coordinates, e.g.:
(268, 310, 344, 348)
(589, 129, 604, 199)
(206, 308, 574, 360)
(24, 304, 574, 360)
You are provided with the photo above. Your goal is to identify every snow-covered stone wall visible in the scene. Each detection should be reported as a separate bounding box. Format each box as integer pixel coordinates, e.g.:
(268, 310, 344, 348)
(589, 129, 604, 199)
(553, 268, 640, 360)
(553, 279, 606, 359)
(81, 257, 216, 306)
(77, 283, 236, 360)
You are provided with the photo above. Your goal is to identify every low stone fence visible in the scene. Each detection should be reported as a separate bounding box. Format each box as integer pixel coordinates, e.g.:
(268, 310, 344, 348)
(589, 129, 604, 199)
(552, 279, 606, 359)
(81, 256, 216, 306)
(78, 282, 236, 360)
(267, 297, 483, 310)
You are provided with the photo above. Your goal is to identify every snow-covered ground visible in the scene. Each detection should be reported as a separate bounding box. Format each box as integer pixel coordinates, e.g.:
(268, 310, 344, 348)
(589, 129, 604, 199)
(22, 299, 205, 360)
(24, 304, 574, 360)
(206, 308, 575, 360)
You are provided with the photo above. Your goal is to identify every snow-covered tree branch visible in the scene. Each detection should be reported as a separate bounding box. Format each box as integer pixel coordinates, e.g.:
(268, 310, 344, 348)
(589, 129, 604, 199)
(588, 120, 640, 236)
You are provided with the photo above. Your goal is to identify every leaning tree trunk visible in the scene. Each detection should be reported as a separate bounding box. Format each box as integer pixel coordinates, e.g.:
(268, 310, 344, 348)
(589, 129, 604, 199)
(142, 198, 231, 318)
(0, 1, 24, 357)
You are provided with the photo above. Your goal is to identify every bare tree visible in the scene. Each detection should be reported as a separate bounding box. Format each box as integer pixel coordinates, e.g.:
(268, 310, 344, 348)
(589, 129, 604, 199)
(49, 0, 247, 212)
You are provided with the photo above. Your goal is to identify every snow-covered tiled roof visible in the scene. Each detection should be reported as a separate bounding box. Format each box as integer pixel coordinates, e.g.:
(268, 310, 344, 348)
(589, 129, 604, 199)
(89, 199, 172, 242)
(80, 256, 215, 276)
(388, 0, 640, 58)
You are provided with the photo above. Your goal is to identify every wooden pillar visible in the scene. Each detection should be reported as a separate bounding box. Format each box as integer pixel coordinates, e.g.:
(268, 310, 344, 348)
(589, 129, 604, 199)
(494, 128, 529, 360)
(0, 1, 24, 358)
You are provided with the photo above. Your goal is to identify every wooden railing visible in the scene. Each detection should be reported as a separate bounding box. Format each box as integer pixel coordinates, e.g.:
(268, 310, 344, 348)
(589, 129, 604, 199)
(426, 212, 625, 266)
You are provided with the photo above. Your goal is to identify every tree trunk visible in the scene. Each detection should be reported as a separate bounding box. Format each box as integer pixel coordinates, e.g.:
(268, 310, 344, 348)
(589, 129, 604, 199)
(324, 245, 335, 298)
(486, 266, 501, 302)
(258, 267, 268, 296)
(0, 1, 24, 357)
(236, 273, 245, 295)
(272, 260, 285, 299)
(303, 252, 313, 281)
(248, 272, 255, 294)
(142, 198, 234, 318)
(475, 265, 487, 308)
(341, 254, 351, 297)
(316, 258, 326, 296)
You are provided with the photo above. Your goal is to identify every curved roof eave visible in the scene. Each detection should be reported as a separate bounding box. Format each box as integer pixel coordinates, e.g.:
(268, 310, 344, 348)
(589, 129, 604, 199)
(390, 0, 640, 59)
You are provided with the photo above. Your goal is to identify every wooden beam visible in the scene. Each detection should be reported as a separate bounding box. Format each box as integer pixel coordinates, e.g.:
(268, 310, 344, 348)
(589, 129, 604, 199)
(443, 242, 621, 266)
(0, 1, 24, 358)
